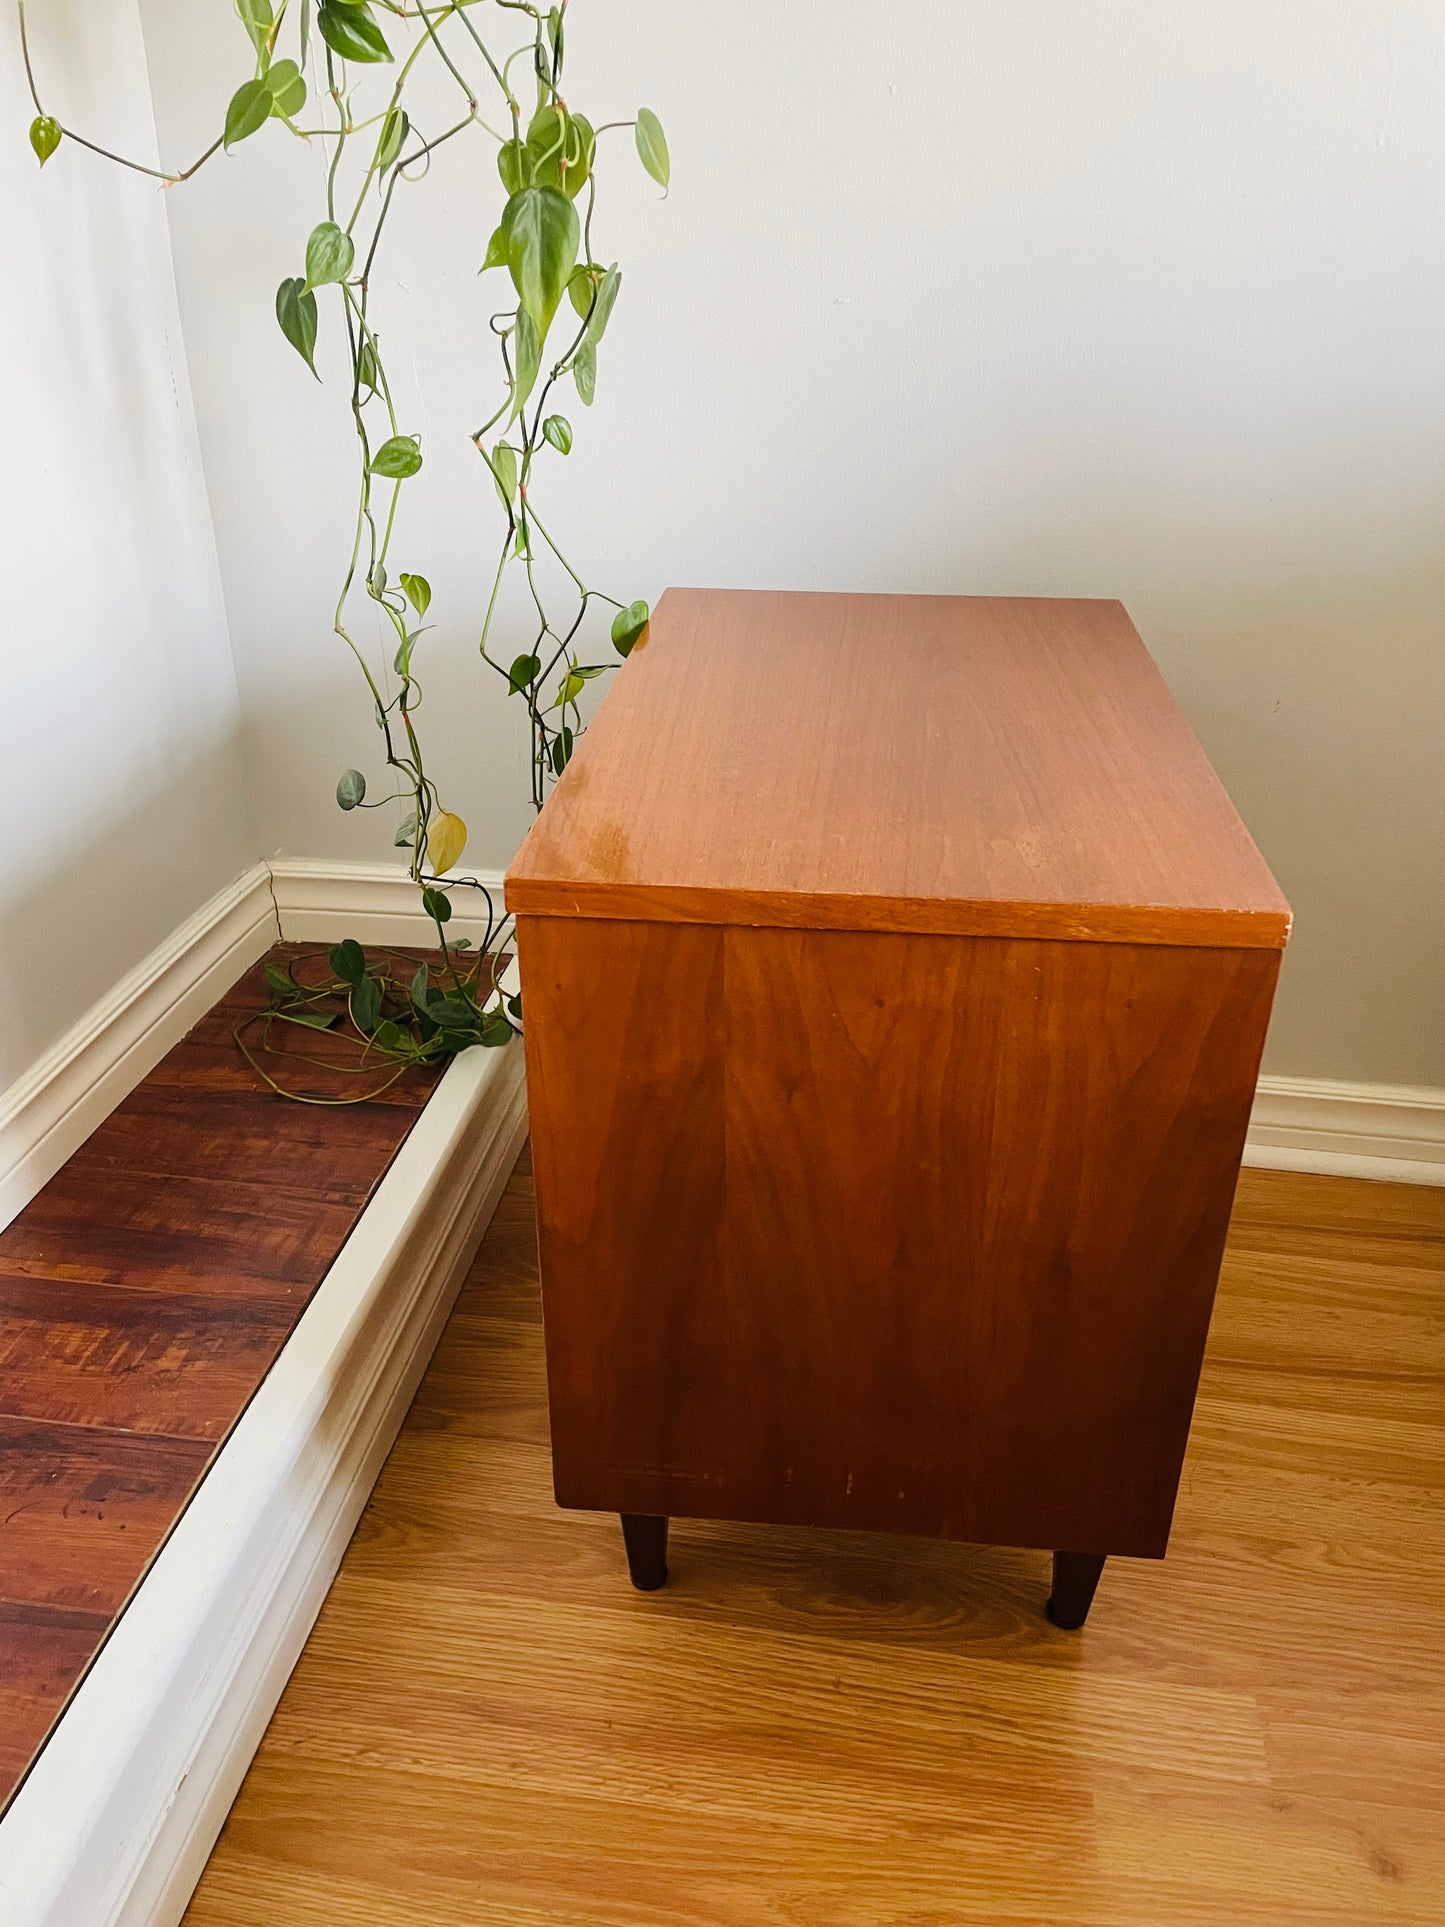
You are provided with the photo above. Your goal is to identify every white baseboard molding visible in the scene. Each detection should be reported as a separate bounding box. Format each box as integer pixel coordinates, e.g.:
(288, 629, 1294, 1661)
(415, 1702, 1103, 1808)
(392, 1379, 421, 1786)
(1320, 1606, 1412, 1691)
(269, 855, 509, 947)
(1245, 1074, 1445, 1188)
(0, 862, 278, 1229)
(0, 1036, 529, 1927)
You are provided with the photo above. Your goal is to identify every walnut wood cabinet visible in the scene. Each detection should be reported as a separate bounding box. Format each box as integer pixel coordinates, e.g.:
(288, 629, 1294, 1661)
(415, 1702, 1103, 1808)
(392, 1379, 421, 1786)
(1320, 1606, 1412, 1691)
(505, 590, 1290, 1625)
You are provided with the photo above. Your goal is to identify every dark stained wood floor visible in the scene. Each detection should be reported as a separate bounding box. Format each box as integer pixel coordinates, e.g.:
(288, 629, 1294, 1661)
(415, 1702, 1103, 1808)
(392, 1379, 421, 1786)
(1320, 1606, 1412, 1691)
(0, 946, 445, 1815)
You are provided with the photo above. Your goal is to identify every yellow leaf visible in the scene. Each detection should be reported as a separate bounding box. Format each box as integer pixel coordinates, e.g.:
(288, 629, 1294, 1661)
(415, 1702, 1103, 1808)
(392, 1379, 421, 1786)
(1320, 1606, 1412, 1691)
(426, 809, 468, 874)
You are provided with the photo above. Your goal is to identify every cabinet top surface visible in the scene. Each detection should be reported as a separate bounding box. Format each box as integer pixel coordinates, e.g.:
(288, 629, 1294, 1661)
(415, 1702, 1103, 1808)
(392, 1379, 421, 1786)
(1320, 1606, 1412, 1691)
(506, 589, 1291, 947)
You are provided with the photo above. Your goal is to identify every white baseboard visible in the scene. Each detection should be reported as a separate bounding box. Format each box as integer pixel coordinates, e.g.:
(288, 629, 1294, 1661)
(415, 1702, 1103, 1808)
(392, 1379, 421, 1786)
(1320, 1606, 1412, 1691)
(1244, 1074, 1445, 1188)
(268, 855, 509, 947)
(0, 862, 277, 1229)
(0, 1036, 529, 1927)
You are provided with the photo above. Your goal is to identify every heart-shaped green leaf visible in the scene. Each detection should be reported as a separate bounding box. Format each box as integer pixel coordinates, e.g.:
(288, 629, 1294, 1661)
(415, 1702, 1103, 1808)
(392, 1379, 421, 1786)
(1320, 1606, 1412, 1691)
(264, 961, 297, 1004)
(375, 106, 409, 172)
(276, 276, 319, 376)
(329, 937, 366, 985)
(497, 138, 534, 196)
(370, 435, 422, 479)
(400, 573, 431, 618)
(635, 108, 669, 190)
(316, 2, 392, 63)
(224, 78, 273, 149)
(502, 186, 579, 346)
(29, 116, 61, 166)
(572, 338, 596, 406)
(264, 58, 306, 118)
(542, 414, 572, 454)
(611, 599, 650, 656)
(335, 767, 366, 809)
(305, 220, 354, 290)
(507, 652, 541, 694)
(490, 442, 518, 508)
(351, 973, 383, 1033)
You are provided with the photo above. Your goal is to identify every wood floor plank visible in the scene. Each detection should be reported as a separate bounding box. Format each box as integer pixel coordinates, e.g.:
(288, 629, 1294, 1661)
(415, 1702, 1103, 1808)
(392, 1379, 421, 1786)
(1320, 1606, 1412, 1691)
(0, 1168, 358, 1298)
(182, 1157, 1445, 1926)
(0, 1270, 296, 1438)
(67, 1083, 417, 1206)
(0, 1600, 111, 1797)
(0, 1416, 211, 1611)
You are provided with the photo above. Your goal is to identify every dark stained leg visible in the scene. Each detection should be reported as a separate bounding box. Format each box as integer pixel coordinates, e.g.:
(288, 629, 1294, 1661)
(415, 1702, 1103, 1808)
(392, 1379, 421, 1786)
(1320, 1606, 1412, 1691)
(1046, 1551, 1107, 1628)
(620, 1514, 669, 1591)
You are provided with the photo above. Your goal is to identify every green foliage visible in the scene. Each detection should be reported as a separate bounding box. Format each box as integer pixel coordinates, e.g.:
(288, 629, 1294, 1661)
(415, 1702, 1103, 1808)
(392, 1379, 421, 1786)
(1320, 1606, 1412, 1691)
(490, 441, 519, 507)
(265, 60, 306, 119)
(572, 338, 596, 405)
(224, 79, 273, 149)
(275, 276, 318, 375)
(21, 0, 672, 1086)
(502, 186, 579, 347)
(329, 938, 365, 985)
(370, 435, 422, 479)
(611, 600, 650, 655)
(316, 2, 391, 64)
(635, 108, 669, 189)
(235, 0, 274, 59)
(29, 115, 60, 165)
(375, 107, 408, 171)
(304, 221, 353, 289)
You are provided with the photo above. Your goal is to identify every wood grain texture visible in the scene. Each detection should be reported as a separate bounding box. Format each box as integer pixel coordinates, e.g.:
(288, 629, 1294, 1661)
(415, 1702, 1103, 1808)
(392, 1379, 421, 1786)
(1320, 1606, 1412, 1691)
(0, 1601, 112, 1797)
(507, 590, 1291, 948)
(0, 1417, 210, 1611)
(520, 915, 1279, 1558)
(0, 945, 446, 1817)
(180, 1155, 1445, 1927)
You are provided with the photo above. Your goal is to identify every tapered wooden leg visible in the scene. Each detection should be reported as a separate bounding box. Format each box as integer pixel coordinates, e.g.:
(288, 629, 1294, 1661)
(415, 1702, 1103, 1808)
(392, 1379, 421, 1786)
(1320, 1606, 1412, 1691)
(620, 1514, 669, 1591)
(1046, 1551, 1106, 1628)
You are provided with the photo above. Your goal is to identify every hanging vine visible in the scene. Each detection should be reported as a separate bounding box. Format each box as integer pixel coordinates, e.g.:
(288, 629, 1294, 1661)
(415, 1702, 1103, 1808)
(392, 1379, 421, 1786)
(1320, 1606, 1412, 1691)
(20, 0, 667, 1091)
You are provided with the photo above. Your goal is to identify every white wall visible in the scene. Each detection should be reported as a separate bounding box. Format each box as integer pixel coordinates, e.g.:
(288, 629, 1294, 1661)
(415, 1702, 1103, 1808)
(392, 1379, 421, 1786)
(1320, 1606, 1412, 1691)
(143, 0, 1443, 1088)
(0, 0, 252, 1088)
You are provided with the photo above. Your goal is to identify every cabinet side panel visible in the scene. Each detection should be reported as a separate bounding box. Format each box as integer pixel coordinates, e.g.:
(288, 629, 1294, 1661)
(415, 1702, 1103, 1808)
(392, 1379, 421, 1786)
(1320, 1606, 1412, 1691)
(519, 915, 1278, 1558)
(515, 915, 726, 1510)
(717, 930, 1279, 1556)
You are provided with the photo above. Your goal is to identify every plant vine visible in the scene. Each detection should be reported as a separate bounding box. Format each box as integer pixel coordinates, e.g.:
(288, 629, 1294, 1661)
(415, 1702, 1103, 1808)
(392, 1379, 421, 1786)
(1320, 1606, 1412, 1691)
(20, 0, 667, 1091)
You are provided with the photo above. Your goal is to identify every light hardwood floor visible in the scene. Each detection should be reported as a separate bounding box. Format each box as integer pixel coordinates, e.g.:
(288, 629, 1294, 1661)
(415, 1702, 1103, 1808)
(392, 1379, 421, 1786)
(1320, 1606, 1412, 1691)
(183, 1157, 1445, 1927)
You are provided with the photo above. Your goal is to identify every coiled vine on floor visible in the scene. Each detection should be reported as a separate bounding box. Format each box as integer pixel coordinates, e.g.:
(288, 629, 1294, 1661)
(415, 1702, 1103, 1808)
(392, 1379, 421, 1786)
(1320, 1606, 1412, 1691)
(20, 0, 667, 1095)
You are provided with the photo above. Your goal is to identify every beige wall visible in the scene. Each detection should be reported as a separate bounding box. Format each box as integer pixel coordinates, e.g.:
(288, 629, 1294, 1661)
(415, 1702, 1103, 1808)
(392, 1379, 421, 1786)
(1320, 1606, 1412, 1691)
(0, 0, 252, 1088)
(142, 0, 1442, 1086)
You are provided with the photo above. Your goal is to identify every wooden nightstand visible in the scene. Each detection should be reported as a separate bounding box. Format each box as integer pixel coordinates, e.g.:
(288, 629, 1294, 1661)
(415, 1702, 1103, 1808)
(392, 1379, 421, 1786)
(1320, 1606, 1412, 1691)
(505, 589, 1290, 1626)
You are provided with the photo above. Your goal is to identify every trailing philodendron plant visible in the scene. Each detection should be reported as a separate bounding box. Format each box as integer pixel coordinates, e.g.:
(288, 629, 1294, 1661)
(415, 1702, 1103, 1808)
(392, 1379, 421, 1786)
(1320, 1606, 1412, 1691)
(20, 0, 666, 1094)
